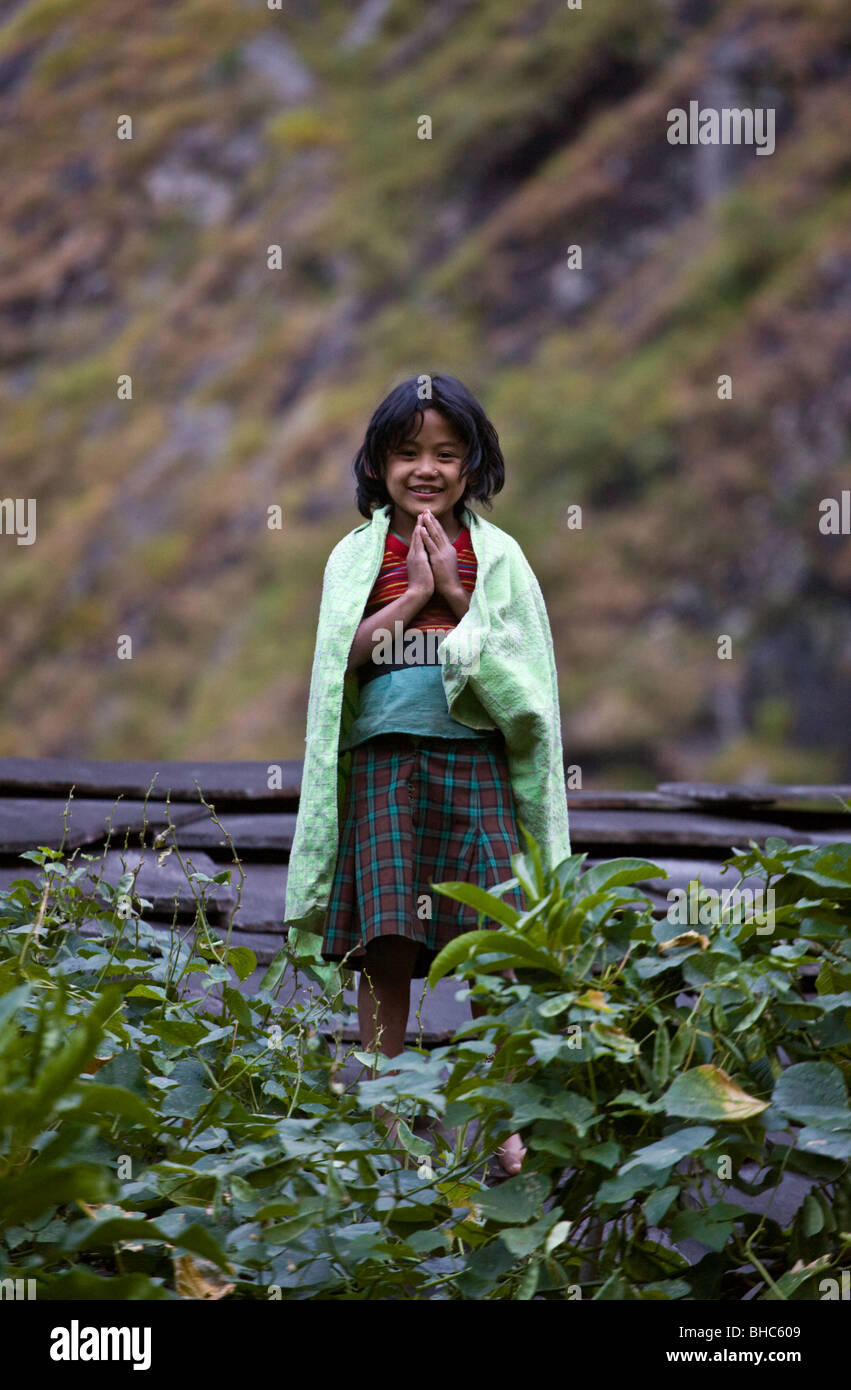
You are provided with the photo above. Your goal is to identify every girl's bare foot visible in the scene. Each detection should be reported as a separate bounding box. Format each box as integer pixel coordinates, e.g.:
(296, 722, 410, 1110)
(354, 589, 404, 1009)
(496, 1131, 526, 1176)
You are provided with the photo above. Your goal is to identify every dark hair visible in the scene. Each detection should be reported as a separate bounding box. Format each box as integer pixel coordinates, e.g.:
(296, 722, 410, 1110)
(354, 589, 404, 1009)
(352, 374, 506, 521)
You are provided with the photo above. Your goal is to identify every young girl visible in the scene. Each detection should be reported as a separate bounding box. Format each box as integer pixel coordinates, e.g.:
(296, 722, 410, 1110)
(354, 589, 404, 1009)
(284, 374, 571, 1176)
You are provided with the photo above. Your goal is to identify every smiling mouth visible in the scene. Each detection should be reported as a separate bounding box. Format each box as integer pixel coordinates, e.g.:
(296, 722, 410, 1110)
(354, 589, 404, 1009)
(409, 487, 442, 496)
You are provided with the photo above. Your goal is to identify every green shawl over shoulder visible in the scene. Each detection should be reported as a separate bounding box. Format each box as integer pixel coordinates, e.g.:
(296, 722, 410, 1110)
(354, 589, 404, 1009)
(283, 503, 571, 961)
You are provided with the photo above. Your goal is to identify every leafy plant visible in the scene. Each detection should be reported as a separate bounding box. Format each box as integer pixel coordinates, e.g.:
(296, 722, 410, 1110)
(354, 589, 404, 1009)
(0, 817, 849, 1299)
(425, 827, 851, 1297)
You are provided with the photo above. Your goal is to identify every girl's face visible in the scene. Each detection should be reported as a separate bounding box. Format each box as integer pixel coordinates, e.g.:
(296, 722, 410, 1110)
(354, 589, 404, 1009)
(380, 408, 468, 539)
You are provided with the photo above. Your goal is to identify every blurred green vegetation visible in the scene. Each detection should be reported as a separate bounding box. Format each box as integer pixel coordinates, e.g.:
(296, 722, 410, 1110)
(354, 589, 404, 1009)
(0, 0, 849, 783)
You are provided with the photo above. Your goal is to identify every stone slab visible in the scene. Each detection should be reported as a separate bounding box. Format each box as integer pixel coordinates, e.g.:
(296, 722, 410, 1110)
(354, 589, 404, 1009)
(0, 798, 206, 854)
(569, 809, 816, 850)
(0, 757, 303, 802)
(87, 847, 237, 919)
(170, 811, 298, 852)
(657, 781, 851, 810)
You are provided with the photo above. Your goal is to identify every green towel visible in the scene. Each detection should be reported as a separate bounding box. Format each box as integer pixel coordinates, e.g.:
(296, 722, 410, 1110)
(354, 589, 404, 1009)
(283, 502, 571, 960)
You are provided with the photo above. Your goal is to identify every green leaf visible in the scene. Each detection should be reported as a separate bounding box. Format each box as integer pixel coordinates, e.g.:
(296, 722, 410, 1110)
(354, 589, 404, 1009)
(800, 1192, 824, 1237)
(553, 853, 587, 889)
(60, 1083, 156, 1128)
(609, 1089, 666, 1116)
(643, 1185, 679, 1226)
(593, 1271, 642, 1299)
(732, 993, 770, 1034)
(428, 928, 559, 988)
(429, 881, 520, 928)
(260, 947, 289, 992)
(158, 1059, 212, 1118)
(761, 1254, 833, 1300)
(88, 1049, 148, 1098)
(620, 1126, 716, 1174)
(500, 1212, 561, 1258)
(516, 820, 547, 898)
(538, 992, 575, 1018)
(670, 1207, 738, 1253)
(392, 1118, 433, 1158)
(470, 1172, 551, 1225)
(661, 1066, 770, 1121)
(579, 1140, 620, 1169)
(779, 845, 851, 892)
(596, 1164, 664, 1205)
(797, 1128, 851, 1160)
(771, 1062, 851, 1127)
(0, 1163, 115, 1224)
(222, 985, 253, 1029)
(73, 1216, 231, 1271)
(579, 859, 667, 896)
(455, 1240, 515, 1297)
(38, 1271, 173, 1300)
(144, 1018, 208, 1046)
(226, 947, 257, 982)
(653, 1023, 671, 1089)
(0, 982, 31, 1029)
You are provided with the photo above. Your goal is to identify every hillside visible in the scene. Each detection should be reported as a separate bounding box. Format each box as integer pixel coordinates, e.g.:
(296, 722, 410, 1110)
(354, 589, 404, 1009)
(1, 0, 849, 785)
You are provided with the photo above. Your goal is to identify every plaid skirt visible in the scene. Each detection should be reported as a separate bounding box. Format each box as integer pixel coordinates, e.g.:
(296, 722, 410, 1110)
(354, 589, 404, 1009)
(322, 731, 526, 979)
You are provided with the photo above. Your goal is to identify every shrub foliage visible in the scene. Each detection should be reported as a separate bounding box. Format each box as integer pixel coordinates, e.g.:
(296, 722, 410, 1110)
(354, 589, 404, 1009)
(1, 824, 850, 1299)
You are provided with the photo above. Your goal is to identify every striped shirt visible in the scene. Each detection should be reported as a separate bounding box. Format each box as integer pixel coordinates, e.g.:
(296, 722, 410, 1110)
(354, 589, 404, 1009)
(340, 523, 496, 750)
(370, 526, 478, 620)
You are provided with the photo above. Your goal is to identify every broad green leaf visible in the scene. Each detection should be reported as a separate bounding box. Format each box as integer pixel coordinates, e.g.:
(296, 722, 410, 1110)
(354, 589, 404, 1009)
(761, 1254, 833, 1300)
(553, 853, 587, 890)
(428, 928, 559, 988)
(226, 947, 257, 982)
(797, 1127, 851, 1160)
(538, 991, 575, 1018)
(771, 1062, 851, 1126)
(470, 1172, 551, 1225)
(778, 846, 851, 892)
(144, 1018, 208, 1046)
(670, 1206, 741, 1252)
(158, 1059, 211, 1118)
(733, 992, 770, 1034)
(596, 1164, 665, 1205)
(455, 1241, 515, 1297)
(643, 1185, 679, 1226)
(0, 1163, 115, 1224)
(0, 983, 31, 1029)
(609, 1089, 666, 1115)
(260, 946, 289, 992)
(222, 985, 253, 1028)
(579, 859, 667, 897)
(429, 880, 520, 928)
(545, 1219, 572, 1254)
(579, 1140, 620, 1169)
(800, 1192, 824, 1237)
(37, 1271, 172, 1300)
(393, 1118, 433, 1158)
(661, 1066, 769, 1121)
(59, 1083, 156, 1128)
(88, 1049, 147, 1098)
(620, 1125, 716, 1174)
